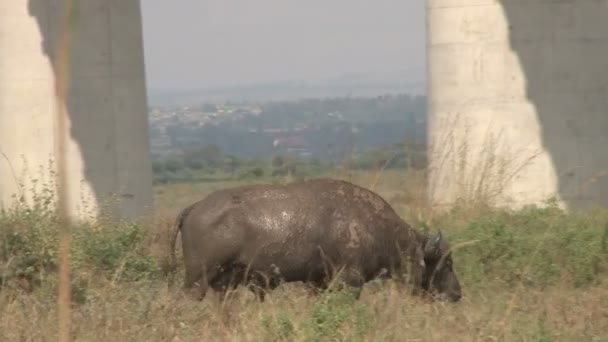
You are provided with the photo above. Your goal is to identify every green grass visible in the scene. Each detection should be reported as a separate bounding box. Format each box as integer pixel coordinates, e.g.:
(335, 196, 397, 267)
(2, 170, 608, 341)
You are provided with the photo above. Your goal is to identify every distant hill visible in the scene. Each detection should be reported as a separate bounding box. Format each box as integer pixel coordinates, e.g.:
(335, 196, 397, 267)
(147, 69, 425, 106)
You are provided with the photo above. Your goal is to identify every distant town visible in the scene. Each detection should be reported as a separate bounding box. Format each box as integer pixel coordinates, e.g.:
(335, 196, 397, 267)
(146, 94, 428, 184)
(148, 94, 427, 161)
(148, 103, 263, 156)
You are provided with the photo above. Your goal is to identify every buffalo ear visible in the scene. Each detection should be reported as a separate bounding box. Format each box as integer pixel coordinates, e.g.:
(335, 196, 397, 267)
(424, 231, 442, 258)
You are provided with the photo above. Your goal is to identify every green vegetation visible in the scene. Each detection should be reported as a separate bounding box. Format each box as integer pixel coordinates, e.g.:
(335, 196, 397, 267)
(1, 168, 608, 341)
(152, 94, 427, 160)
(151, 143, 425, 184)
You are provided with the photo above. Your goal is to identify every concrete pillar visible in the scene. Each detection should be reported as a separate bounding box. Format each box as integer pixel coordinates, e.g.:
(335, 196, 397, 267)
(0, 1, 154, 221)
(427, 0, 608, 211)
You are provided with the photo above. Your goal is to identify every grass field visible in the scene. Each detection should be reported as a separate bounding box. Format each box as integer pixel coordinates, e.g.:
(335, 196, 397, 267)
(1, 169, 608, 341)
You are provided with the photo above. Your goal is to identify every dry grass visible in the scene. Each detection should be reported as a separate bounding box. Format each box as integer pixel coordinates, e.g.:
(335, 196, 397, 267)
(427, 111, 550, 210)
(1, 264, 607, 341)
(2, 169, 608, 341)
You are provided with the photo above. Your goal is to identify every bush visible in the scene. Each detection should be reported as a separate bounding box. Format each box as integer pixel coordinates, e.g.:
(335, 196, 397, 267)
(74, 223, 160, 282)
(0, 208, 160, 293)
(238, 166, 265, 180)
(442, 205, 608, 288)
(302, 290, 373, 340)
(0, 209, 59, 287)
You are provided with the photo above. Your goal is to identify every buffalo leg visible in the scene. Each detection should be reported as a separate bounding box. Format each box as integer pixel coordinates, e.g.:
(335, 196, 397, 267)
(246, 271, 272, 302)
(248, 283, 266, 302)
(335, 268, 365, 299)
(211, 272, 234, 302)
(304, 278, 328, 297)
(213, 267, 245, 302)
(186, 265, 221, 301)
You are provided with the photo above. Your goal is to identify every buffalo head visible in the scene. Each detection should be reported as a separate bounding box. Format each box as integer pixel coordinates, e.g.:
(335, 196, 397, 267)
(422, 231, 462, 302)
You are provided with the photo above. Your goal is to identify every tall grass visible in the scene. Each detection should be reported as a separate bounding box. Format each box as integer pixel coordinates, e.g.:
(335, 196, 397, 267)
(1, 166, 608, 341)
(427, 112, 550, 210)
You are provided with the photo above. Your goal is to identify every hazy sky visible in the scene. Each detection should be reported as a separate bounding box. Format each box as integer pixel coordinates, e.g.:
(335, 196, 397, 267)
(141, 0, 426, 91)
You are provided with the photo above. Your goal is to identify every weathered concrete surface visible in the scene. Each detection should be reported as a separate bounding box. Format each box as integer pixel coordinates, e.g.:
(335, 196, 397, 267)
(0, 1, 154, 221)
(427, 0, 608, 211)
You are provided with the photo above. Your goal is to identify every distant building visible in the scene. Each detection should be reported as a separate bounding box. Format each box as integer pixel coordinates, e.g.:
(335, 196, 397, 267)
(273, 135, 309, 156)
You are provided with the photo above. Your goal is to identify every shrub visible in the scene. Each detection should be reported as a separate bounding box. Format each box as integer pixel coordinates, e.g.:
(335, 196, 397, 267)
(1, 209, 160, 293)
(237, 166, 265, 180)
(0, 209, 60, 288)
(444, 206, 608, 288)
(302, 290, 373, 341)
(74, 223, 160, 282)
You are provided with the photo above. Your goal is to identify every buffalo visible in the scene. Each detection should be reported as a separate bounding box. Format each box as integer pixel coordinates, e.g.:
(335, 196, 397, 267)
(170, 178, 461, 302)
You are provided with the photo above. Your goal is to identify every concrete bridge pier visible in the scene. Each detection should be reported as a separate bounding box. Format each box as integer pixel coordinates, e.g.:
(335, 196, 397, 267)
(0, 1, 154, 221)
(427, 0, 608, 211)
